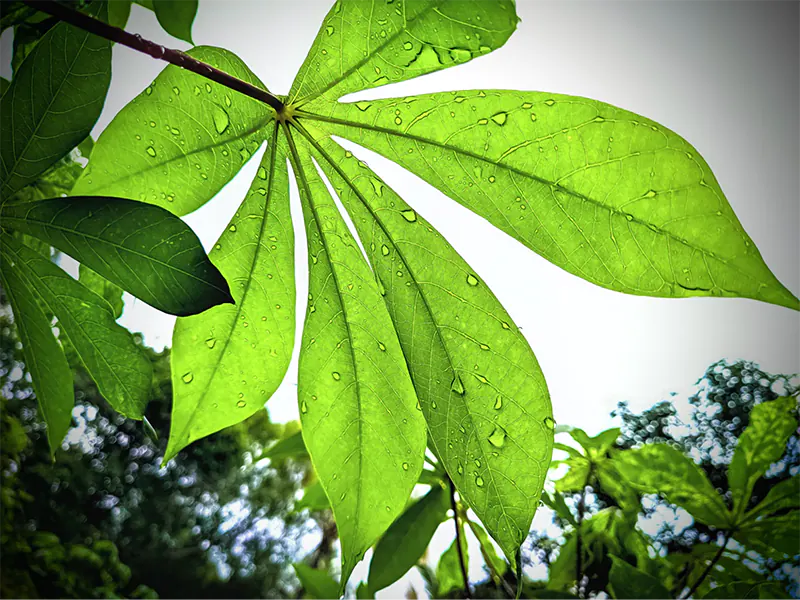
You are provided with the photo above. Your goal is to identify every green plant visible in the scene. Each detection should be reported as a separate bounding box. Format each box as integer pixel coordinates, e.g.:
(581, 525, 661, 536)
(1, 1, 797, 595)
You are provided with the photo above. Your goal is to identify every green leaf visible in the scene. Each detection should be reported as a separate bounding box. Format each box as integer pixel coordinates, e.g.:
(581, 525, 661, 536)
(541, 491, 576, 527)
(595, 458, 639, 512)
(554, 457, 590, 493)
(264, 431, 309, 461)
(368, 484, 449, 593)
(293, 563, 339, 600)
(570, 428, 620, 457)
(437, 521, 469, 597)
(614, 444, 731, 528)
(701, 581, 792, 599)
(0, 2, 111, 199)
(295, 481, 331, 513)
(2, 237, 151, 419)
(302, 126, 552, 565)
(0, 244, 73, 453)
(289, 0, 518, 106)
(744, 476, 800, 521)
(286, 129, 427, 590)
(1, 197, 234, 317)
(108, 0, 132, 29)
(165, 125, 294, 461)
(466, 518, 508, 579)
(356, 582, 373, 600)
(729, 397, 798, 518)
(151, 0, 197, 44)
(301, 92, 798, 311)
(72, 47, 272, 216)
(734, 512, 800, 557)
(7, 152, 84, 204)
(78, 265, 124, 320)
(608, 556, 671, 600)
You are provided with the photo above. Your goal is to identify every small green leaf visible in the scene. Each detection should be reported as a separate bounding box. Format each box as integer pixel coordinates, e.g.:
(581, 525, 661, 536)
(0, 244, 72, 454)
(570, 428, 620, 456)
(729, 397, 798, 518)
(78, 265, 124, 320)
(295, 481, 331, 513)
(614, 444, 731, 528)
(3, 237, 151, 419)
(608, 556, 671, 600)
(287, 129, 426, 590)
(1, 197, 233, 316)
(554, 456, 591, 493)
(355, 582, 373, 600)
(151, 0, 197, 44)
(264, 431, 309, 461)
(293, 563, 339, 600)
(107, 0, 132, 29)
(368, 485, 449, 594)
(541, 491, 576, 527)
(305, 92, 798, 310)
(165, 126, 294, 461)
(73, 47, 271, 216)
(305, 128, 552, 565)
(466, 518, 508, 579)
(437, 521, 469, 597)
(0, 2, 111, 199)
(289, 0, 518, 105)
(744, 475, 800, 521)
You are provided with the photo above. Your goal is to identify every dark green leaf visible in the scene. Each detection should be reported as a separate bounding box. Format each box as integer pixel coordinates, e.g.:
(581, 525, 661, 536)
(0, 243, 72, 453)
(264, 431, 309, 461)
(614, 444, 731, 528)
(701, 581, 792, 599)
(72, 47, 272, 216)
(1, 197, 233, 316)
(436, 520, 469, 597)
(368, 485, 449, 593)
(295, 481, 331, 513)
(729, 397, 798, 518)
(303, 92, 798, 310)
(744, 475, 800, 520)
(0, 2, 111, 199)
(165, 126, 294, 461)
(108, 0, 132, 29)
(289, 0, 517, 105)
(608, 556, 671, 599)
(3, 237, 151, 419)
(735, 512, 800, 557)
(78, 265, 124, 320)
(287, 131, 426, 588)
(152, 0, 197, 44)
(293, 563, 339, 600)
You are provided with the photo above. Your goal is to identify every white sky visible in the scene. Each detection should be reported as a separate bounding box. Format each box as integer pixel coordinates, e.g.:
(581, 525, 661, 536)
(2, 1, 798, 596)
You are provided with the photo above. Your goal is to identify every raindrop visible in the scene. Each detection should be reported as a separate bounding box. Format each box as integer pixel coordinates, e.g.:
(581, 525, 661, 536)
(182, 372, 194, 384)
(479, 343, 490, 351)
(205, 338, 216, 349)
(229, 224, 237, 233)
(491, 112, 508, 125)
(475, 475, 485, 487)
(332, 372, 341, 381)
(644, 189, 657, 198)
(381, 244, 390, 256)
(258, 166, 267, 179)
(501, 321, 511, 330)
(402, 462, 409, 471)
(145, 85, 153, 96)
(213, 106, 230, 134)
(474, 458, 481, 467)
(355, 101, 372, 111)
(451, 375, 465, 395)
(466, 273, 479, 286)
(237, 400, 246, 408)
(488, 426, 506, 447)
(300, 401, 308, 414)
(172, 86, 180, 95)
(394, 116, 402, 125)
(403, 41, 413, 50)
(544, 99, 555, 106)
(544, 416, 556, 430)
(378, 342, 386, 352)
(457, 464, 464, 475)
(146, 146, 157, 157)
(400, 209, 417, 222)
(326, 25, 334, 36)
(205, 83, 212, 93)
(224, 95, 232, 107)
(494, 395, 503, 410)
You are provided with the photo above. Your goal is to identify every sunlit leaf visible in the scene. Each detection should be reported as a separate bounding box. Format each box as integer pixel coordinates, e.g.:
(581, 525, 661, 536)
(570, 428, 620, 457)
(3, 237, 151, 419)
(368, 484, 449, 593)
(287, 129, 426, 589)
(554, 456, 590, 493)
(295, 481, 330, 513)
(608, 556, 670, 599)
(2, 197, 233, 316)
(165, 125, 294, 461)
(151, 0, 197, 44)
(79, 265, 124, 320)
(304, 127, 552, 565)
(0, 243, 72, 453)
(614, 444, 731, 528)
(72, 47, 272, 216)
(436, 520, 469, 597)
(301, 92, 798, 310)
(0, 2, 111, 199)
(293, 563, 339, 600)
(729, 397, 798, 517)
(289, 0, 517, 105)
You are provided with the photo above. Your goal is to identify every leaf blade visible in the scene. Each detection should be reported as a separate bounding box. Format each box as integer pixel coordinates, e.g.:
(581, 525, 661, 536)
(608, 556, 671, 600)
(2, 197, 233, 316)
(151, 0, 197, 44)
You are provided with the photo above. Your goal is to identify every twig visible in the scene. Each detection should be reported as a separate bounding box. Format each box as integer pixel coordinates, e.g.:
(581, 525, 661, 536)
(679, 533, 729, 599)
(22, 0, 285, 114)
(449, 478, 471, 599)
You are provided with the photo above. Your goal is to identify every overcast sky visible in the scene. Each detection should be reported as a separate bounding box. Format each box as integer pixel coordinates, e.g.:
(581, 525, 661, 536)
(2, 1, 798, 595)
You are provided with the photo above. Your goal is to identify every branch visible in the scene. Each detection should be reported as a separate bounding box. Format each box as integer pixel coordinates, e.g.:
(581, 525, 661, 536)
(449, 478, 471, 599)
(22, 0, 285, 114)
(679, 532, 729, 599)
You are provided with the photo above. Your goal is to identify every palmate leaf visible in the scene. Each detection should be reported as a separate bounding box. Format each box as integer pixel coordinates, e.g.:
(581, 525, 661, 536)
(301, 92, 799, 310)
(302, 127, 552, 566)
(0, 1, 111, 199)
(2, 236, 151, 419)
(1, 197, 233, 316)
(614, 444, 732, 528)
(0, 243, 73, 454)
(287, 128, 427, 589)
(728, 396, 798, 517)
(71, 47, 271, 216)
(165, 124, 295, 461)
